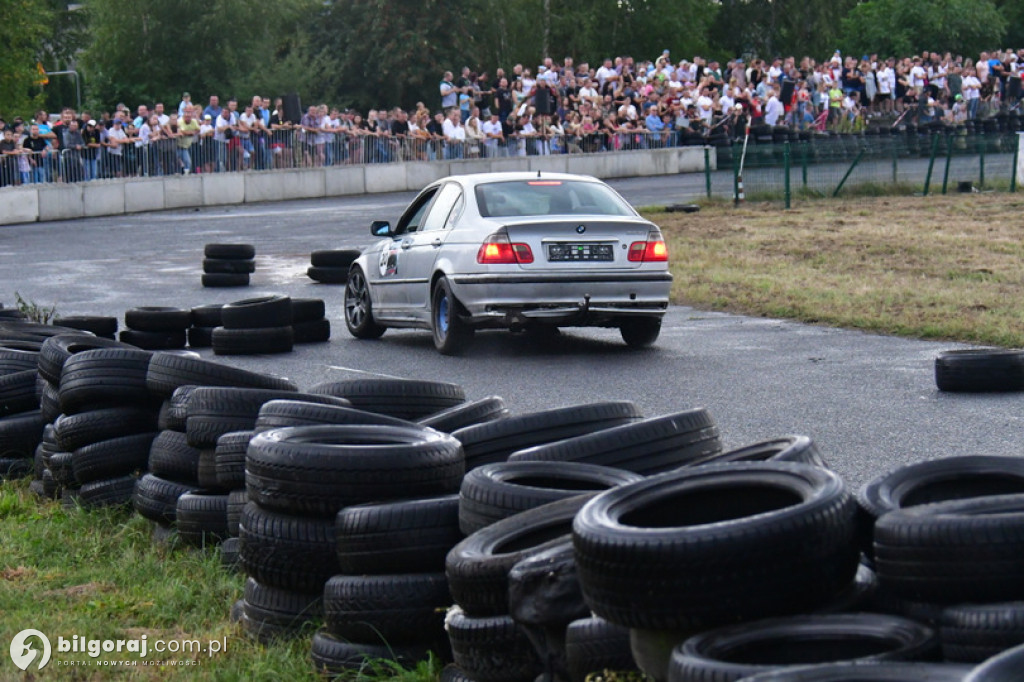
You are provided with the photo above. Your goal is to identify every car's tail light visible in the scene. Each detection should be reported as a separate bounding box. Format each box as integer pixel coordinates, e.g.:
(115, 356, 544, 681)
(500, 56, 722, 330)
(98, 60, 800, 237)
(477, 231, 534, 264)
(628, 231, 668, 263)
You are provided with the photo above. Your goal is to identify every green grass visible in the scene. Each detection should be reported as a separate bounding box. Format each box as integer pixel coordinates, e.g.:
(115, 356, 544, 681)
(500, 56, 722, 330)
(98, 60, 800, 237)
(0, 480, 441, 681)
(650, 192, 1024, 348)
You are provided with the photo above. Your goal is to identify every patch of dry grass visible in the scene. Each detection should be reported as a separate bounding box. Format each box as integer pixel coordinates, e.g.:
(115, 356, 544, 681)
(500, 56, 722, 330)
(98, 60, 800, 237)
(650, 193, 1024, 347)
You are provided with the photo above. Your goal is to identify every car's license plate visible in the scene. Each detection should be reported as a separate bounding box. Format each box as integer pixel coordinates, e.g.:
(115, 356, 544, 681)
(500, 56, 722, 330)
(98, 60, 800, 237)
(548, 243, 614, 262)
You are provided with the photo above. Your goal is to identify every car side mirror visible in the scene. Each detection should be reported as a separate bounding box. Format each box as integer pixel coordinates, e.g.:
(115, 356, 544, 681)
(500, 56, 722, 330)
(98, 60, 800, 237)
(370, 220, 392, 237)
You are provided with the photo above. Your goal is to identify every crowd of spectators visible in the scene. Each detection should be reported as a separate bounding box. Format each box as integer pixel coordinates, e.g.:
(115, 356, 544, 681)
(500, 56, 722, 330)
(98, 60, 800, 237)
(3, 47, 1023, 187)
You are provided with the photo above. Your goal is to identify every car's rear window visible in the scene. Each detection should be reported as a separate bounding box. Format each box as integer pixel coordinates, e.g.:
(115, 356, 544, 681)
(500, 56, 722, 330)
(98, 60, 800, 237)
(474, 180, 636, 218)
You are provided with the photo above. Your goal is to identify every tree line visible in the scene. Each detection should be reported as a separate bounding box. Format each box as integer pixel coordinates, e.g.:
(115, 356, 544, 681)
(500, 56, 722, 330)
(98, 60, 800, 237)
(2, 0, 1019, 121)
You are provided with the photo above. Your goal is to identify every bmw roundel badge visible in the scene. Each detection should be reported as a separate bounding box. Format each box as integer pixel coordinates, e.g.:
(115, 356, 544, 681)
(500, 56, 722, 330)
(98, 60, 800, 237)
(576, 224, 586, 234)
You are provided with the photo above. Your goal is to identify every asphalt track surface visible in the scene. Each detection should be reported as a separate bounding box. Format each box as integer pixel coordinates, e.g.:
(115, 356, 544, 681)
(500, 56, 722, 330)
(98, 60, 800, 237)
(2, 173, 1019, 491)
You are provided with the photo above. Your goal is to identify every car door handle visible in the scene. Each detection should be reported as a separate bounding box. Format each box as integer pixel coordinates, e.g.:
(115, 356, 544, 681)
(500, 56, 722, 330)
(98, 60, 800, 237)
(431, 239, 442, 247)
(400, 240, 413, 250)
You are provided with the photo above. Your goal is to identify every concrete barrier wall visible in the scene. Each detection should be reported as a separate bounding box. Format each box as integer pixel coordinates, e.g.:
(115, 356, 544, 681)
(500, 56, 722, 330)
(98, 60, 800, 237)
(0, 146, 713, 226)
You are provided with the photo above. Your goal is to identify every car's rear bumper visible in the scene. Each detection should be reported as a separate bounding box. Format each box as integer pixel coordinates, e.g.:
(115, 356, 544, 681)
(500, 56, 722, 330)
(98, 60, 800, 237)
(450, 271, 672, 327)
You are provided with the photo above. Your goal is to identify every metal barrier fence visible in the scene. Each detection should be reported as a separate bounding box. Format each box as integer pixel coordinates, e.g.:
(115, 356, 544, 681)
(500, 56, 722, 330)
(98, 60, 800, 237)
(716, 130, 1022, 207)
(0, 129, 703, 187)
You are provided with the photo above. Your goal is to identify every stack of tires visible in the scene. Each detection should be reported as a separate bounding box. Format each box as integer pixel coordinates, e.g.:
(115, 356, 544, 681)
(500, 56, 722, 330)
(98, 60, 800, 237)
(212, 295, 293, 356)
(307, 249, 358, 285)
(120, 306, 192, 351)
(187, 304, 224, 349)
(54, 347, 161, 509)
(135, 355, 299, 543)
(203, 243, 255, 288)
(290, 298, 330, 344)
(0, 334, 46, 482)
(860, 456, 1024, 665)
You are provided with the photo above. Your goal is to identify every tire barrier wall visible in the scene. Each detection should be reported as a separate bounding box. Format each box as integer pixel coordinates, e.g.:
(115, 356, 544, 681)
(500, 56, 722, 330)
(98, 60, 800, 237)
(0, 146, 711, 226)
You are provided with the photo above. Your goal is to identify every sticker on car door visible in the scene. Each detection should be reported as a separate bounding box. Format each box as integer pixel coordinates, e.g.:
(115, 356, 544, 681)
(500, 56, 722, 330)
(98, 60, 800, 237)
(378, 243, 399, 277)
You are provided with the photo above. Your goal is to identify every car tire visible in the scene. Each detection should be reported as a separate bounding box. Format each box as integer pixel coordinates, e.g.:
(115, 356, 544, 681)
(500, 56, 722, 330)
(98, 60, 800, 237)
(432, 277, 473, 355)
(0, 411, 46, 459)
(220, 295, 292, 329)
(78, 475, 138, 509)
(458, 461, 642, 534)
(873, 494, 1024, 604)
(309, 377, 465, 421)
(203, 258, 255, 274)
(941, 602, 1024, 663)
(667, 613, 939, 682)
(566, 616, 638, 682)
(737, 662, 972, 681)
(253, 399, 409, 434)
(418, 396, 509, 433)
(292, 318, 331, 344)
(935, 349, 1024, 392)
(38, 334, 133, 385)
(445, 607, 543, 682)
(323, 573, 450, 644)
(149, 430, 201, 482)
(58, 348, 155, 415)
(176, 492, 230, 547)
(310, 630, 436, 675)
(307, 266, 349, 284)
(620, 317, 662, 348)
(964, 641, 1024, 681)
(132, 473, 197, 524)
(201, 273, 250, 288)
(572, 462, 859, 630)
(211, 326, 293, 355)
(72, 432, 156, 484)
(310, 249, 360, 268)
(124, 307, 192, 333)
(52, 315, 118, 338)
(214, 431, 251, 489)
(146, 352, 297, 398)
(336, 494, 462, 574)
(205, 243, 255, 260)
(692, 435, 829, 469)
(243, 576, 322, 629)
(54, 407, 159, 452)
(344, 266, 386, 339)
(0, 369, 41, 416)
(238, 501, 340, 593)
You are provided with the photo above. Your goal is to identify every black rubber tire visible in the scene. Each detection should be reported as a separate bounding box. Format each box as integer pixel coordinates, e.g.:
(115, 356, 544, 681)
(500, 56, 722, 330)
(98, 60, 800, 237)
(691, 435, 829, 469)
(77, 475, 138, 509)
(310, 378, 466, 421)
(965, 642, 1024, 681)
(245, 424, 464, 517)
(118, 329, 187, 351)
(418, 396, 509, 433)
(737, 661, 972, 681)
(447, 494, 595, 616)
(344, 266, 386, 338)
(243, 576, 321, 628)
(453, 401, 643, 472)
(323, 572, 450, 644)
(310, 630, 436, 675)
(132, 473, 197, 523)
(668, 613, 939, 682)
(0, 369, 40, 416)
(52, 315, 118, 338)
(0, 351, 40, 374)
(439, 664, 475, 682)
(41, 468, 59, 498)
(214, 431, 251, 488)
(573, 462, 859, 630)
(290, 298, 326, 323)
(54, 407, 159, 452)
(186, 326, 215, 349)
(432, 276, 473, 355)
(221, 538, 241, 572)
(49, 450, 75, 486)
(124, 306, 193, 333)
(196, 447, 221, 490)
(204, 243, 255, 259)
(38, 333, 134, 385)
(176, 492, 229, 547)
(446, 607, 543, 682)
(58, 348, 155, 415)
(566, 616, 638, 682)
(185, 387, 348, 448)
(201, 273, 250, 288)
(211, 326, 293, 355)
(39, 382, 61, 423)
(203, 257, 255, 274)
(253, 399, 407, 434)
(238, 502, 340, 592)
(308, 265, 349, 284)
(221, 295, 292, 329)
(163, 385, 199, 433)
(459, 461, 642, 534)
(226, 489, 247, 537)
(935, 349, 1024, 392)
(336, 494, 461, 574)
(507, 408, 719, 476)
(190, 304, 224, 328)
(292, 318, 331, 344)
(310, 249, 360, 268)
(0, 411, 46, 459)
(941, 602, 1024, 663)
(620, 317, 662, 348)
(72, 432, 156, 484)
(815, 563, 879, 615)
(856, 455, 1024, 556)
(874, 494, 1024, 604)
(146, 351, 297, 398)
(0, 456, 33, 479)
(148, 430, 201, 482)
